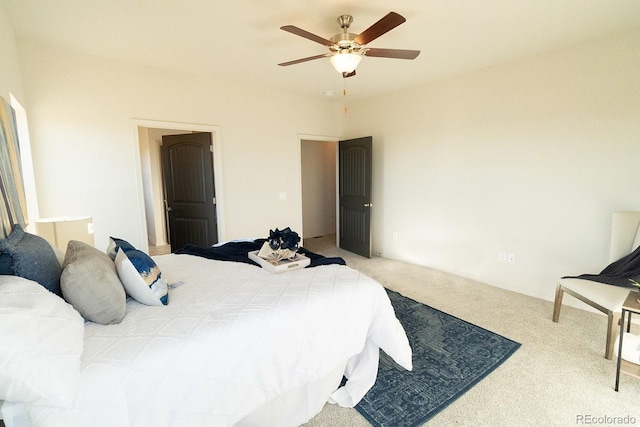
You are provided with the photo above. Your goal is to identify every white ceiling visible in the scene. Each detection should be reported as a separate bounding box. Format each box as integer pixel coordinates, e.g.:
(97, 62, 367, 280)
(4, 0, 640, 101)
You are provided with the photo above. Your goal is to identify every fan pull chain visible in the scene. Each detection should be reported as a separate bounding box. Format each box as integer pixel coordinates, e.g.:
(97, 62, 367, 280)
(343, 82, 348, 114)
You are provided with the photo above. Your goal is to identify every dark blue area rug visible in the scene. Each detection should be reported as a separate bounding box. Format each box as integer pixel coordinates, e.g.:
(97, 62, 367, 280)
(355, 289, 521, 427)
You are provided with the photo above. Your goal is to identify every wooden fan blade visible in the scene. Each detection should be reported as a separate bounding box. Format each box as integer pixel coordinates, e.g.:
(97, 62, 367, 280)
(365, 48, 420, 60)
(342, 70, 356, 78)
(280, 25, 335, 47)
(354, 12, 406, 46)
(278, 53, 331, 67)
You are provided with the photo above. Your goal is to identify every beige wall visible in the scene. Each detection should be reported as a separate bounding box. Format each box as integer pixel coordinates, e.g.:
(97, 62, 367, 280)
(345, 29, 640, 302)
(0, 1, 23, 102)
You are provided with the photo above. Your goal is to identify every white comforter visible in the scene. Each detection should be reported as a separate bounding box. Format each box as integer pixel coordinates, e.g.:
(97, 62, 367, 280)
(21, 254, 412, 426)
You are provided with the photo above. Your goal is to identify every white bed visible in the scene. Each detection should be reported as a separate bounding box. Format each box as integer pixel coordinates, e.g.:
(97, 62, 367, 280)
(1, 252, 412, 427)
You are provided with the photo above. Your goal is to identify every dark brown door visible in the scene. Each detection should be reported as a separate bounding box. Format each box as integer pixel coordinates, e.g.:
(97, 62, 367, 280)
(339, 136, 372, 258)
(161, 132, 218, 252)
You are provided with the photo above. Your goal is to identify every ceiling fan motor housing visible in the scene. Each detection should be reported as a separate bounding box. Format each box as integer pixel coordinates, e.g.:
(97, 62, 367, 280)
(330, 14, 362, 75)
(331, 15, 360, 52)
(330, 32, 360, 51)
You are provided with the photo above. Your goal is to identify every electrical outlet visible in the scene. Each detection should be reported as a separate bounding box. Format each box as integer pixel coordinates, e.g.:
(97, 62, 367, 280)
(392, 231, 398, 241)
(507, 252, 516, 263)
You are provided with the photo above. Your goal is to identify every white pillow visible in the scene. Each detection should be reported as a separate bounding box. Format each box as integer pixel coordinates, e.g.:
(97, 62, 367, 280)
(114, 247, 168, 306)
(0, 275, 84, 406)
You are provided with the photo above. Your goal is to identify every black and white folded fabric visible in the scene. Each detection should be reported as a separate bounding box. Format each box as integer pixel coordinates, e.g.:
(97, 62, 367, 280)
(176, 239, 346, 268)
(564, 245, 640, 288)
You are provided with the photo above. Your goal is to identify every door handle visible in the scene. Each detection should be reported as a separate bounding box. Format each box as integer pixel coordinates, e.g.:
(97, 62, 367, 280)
(364, 203, 373, 208)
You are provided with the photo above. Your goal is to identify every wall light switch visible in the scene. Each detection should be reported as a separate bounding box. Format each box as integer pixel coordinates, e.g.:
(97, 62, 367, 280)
(279, 192, 287, 200)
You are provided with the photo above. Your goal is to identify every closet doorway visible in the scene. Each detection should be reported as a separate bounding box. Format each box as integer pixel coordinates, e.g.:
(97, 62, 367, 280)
(300, 138, 337, 247)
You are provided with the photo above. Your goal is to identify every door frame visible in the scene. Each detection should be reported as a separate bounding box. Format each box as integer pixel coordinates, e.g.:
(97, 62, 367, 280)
(132, 119, 225, 252)
(297, 134, 340, 244)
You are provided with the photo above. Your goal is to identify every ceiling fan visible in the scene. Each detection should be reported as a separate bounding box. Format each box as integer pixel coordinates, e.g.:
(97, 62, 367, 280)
(278, 11, 420, 78)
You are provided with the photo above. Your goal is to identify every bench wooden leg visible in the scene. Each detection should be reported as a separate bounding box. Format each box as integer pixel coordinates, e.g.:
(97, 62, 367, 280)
(552, 284, 564, 323)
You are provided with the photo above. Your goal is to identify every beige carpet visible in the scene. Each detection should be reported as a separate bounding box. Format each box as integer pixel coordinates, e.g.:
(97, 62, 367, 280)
(301, 235, 640, 427)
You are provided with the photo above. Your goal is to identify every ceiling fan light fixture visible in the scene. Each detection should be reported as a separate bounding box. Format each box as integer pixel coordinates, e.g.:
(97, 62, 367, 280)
(330, 52, 362, 74)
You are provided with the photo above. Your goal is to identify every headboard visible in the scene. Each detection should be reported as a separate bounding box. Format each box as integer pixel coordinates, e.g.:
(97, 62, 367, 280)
(0, 95, 28, 239)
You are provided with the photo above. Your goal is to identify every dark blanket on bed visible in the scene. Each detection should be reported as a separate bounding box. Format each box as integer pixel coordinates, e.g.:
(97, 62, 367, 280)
(563, 244, 640, 288)
(175, 239, 346, 269)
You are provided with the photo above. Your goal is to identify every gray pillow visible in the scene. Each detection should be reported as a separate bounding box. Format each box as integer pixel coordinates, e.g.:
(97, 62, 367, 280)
(0, 224, 62, 296)
(61, 240, 126, 324)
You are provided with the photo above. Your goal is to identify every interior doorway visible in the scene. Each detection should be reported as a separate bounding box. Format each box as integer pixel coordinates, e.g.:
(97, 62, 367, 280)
(300, 138, 337, 246)
(134, 120, 223, 255)
(162, 132, 218, 252)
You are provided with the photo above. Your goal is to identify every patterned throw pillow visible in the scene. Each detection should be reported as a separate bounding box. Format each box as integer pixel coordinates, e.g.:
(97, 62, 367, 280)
(111, 238, 168, 306)
(106, 236, 136, 260)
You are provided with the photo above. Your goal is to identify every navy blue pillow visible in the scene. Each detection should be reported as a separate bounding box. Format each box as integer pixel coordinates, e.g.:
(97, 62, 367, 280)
(0, 224, 62, 296)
